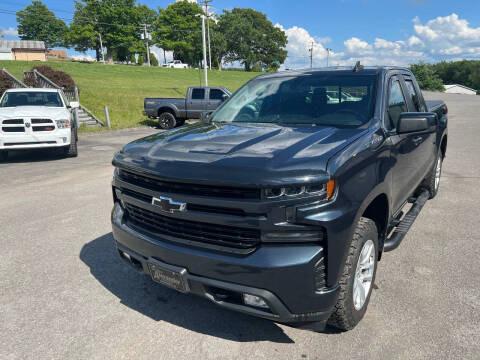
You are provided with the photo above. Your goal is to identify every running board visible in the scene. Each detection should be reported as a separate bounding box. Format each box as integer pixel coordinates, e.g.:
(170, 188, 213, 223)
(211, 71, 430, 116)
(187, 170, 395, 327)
(384, 189, 430, 252)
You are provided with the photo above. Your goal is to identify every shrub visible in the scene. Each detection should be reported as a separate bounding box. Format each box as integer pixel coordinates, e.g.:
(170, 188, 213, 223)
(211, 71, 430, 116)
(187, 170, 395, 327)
(138, 54, 144, 66)
(31, 65, 76, 89)
(150, 52, 159, 67)
(0, 72, 14, 98)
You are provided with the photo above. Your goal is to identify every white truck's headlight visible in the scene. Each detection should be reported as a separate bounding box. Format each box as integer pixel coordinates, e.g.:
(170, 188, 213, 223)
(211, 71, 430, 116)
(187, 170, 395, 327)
(55, 119, 70, 128)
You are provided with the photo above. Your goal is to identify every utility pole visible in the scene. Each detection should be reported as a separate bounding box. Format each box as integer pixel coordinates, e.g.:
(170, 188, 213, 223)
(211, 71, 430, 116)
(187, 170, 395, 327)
(196, 13, 208, 86)
(201, 0, 213, 70)
(141, 24, 151, 67)
(308, 41, 314, 68)
(98, 32, 105, 63)
(326, 48, 332, 67)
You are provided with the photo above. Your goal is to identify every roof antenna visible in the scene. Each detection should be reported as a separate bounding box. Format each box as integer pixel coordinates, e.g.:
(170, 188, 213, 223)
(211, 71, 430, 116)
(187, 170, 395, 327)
(353, 61, 364, 72)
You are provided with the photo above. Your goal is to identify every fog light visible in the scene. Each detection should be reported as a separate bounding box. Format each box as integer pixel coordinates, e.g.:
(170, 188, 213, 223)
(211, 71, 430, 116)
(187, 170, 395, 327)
(243, 293, 269, 309)
(62, 137, 67, 143)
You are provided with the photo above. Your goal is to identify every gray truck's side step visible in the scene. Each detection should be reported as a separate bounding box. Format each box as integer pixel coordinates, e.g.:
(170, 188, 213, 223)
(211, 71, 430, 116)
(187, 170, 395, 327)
(384, 189, 430, 252)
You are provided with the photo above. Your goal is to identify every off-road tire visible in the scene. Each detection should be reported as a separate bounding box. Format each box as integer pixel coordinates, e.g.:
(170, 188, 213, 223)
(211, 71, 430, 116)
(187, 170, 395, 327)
(0, 150, 8, 162)
(63, 128, 78, 157)
(158, 111, 176, 130)
(328, 217, 378, 331)
(422, 151, 443, 199)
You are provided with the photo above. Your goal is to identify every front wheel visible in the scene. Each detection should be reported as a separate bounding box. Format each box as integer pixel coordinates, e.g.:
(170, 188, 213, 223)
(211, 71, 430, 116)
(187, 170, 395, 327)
(328, 218, 378, 331)
(63, 128, 78, 157)
(158, 112, 177, 129)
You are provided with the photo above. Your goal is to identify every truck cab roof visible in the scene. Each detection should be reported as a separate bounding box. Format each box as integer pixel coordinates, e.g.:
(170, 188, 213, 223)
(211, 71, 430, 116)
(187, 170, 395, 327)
(256, 66, 412, 80)
(5, 88, 61, 93)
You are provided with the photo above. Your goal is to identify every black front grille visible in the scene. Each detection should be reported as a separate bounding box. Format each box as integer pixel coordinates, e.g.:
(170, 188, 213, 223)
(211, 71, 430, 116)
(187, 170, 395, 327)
(31, 119, 53, 124)
(2, 127, 24, 132)
(125, 203, 260, 250)
(121, 188, 247, 217)
(119, 170, 260, 200)
(33, 126, 55, 132)
(2, 119, 23, 124)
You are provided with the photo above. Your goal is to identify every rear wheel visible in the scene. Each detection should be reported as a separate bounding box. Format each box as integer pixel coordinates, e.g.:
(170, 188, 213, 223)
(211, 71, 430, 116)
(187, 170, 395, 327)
(159, 112, 176, 129)
(0, 150, 8, 162)
(328, 218, 378, 331)
(422, 151, 443, 199)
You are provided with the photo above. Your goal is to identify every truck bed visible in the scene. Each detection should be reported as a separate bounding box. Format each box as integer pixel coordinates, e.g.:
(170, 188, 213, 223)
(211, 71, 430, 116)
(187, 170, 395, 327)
(426, 100, 445, 112)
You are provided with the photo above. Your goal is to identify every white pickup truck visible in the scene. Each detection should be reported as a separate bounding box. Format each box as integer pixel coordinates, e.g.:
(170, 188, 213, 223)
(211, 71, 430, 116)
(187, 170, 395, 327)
(0, 88, 78, 161)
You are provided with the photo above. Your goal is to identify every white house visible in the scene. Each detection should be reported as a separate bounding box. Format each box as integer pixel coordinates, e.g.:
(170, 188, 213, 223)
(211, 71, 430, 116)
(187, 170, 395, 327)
(444, 84, 477, 95)
(0, 47, 13, 60)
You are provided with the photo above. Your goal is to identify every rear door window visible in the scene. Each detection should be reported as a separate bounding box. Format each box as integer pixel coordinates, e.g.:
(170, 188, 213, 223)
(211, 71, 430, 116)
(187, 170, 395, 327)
(387, 79, 407, 130)
(404, 79, 423, 112)
(191, 88, 205, 100)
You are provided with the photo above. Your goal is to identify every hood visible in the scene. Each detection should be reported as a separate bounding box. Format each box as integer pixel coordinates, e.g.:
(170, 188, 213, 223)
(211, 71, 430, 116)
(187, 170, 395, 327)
(0, 106, 68, 119)
(113, 122, 367, 186)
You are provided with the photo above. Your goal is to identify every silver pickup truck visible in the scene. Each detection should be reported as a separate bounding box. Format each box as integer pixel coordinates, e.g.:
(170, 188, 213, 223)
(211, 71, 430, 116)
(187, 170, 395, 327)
(143, 86, 231, 129)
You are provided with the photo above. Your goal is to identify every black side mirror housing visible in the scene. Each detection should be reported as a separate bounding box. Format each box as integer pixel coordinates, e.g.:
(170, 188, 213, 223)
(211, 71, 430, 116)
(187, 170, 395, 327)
(200, 111, 213, 123)
(397, 112, 436, 134)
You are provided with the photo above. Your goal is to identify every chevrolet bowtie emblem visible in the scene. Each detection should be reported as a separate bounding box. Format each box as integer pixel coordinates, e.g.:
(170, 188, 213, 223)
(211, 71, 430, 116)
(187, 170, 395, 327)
(152, 196, 186, 213)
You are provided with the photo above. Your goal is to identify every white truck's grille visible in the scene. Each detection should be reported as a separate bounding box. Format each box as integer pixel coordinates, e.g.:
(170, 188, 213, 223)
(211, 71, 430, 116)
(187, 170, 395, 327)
(1, 118, 55, 133)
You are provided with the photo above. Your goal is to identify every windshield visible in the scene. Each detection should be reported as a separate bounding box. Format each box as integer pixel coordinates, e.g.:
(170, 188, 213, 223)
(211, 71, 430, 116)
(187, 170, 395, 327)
(0, 92, 63, 107)
(212, 74, 377, 128)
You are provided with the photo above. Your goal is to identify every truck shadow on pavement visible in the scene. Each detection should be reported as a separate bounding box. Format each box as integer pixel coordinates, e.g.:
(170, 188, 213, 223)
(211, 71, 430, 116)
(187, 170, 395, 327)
(1, 149, 67, 164)
(80, 233, 295, 343)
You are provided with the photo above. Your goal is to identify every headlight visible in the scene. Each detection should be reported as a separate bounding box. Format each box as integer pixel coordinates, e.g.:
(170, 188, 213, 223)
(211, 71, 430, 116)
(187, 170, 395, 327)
(264, 179, 336, 200)
(55, 119, 70, 128)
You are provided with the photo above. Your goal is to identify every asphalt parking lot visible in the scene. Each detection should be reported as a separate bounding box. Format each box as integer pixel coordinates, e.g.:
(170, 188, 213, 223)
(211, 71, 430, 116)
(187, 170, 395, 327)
(1, 92, 479, 359)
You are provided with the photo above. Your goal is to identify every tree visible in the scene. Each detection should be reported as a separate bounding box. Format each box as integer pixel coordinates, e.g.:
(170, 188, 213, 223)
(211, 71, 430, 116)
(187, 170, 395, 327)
(153, 1, 204, 66)
(69, 1, 155, 63)
(433, 60, 480, 91)
(409, 62, 444, 91)
(209, 21, 227, 70)
(16, 1, 68, 49)
(218, 8, 287, 71)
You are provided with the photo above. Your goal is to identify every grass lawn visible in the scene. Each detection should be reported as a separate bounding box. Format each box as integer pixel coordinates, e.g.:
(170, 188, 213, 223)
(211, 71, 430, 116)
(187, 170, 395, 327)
(0, 60, 261, 130)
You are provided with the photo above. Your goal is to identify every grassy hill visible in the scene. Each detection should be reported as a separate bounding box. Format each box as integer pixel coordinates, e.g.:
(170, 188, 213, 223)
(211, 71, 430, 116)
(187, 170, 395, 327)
(0, 60, 261, 130)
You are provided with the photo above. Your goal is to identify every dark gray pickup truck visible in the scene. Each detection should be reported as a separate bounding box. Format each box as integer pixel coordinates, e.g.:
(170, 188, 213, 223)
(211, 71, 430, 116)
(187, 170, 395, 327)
(143, 86, 231, 129)
(113, 65, 447, 331)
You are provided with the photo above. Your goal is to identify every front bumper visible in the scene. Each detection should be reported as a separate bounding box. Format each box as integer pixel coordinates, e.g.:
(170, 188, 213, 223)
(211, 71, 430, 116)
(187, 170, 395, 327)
(0, 128, 71, 150)
(111, 203, 340, 324)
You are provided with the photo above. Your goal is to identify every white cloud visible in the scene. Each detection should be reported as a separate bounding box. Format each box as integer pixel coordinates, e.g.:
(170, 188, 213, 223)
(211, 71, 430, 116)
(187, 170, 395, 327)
(1, 27, 18, 38)
(344, 37, 372, 53)
(277, 24, 340, 69)
(280, 13, 480, 69)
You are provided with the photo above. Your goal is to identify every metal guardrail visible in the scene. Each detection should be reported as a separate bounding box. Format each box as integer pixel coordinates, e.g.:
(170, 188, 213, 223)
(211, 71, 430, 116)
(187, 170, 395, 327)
(1, 68, 28, 88)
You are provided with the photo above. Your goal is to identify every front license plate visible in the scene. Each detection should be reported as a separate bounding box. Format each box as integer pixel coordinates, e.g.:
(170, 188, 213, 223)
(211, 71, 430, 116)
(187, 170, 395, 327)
(147, 262, 189, 293)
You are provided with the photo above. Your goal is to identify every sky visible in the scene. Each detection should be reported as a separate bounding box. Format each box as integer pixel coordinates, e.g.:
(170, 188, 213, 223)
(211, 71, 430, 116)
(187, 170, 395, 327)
(1, 0, 480, 68)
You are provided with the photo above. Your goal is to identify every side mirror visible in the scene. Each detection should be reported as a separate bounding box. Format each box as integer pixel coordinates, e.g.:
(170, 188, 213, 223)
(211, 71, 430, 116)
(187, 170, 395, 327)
(200, 111, 213, 123)
(397, 112, 435, 134)
(69, 101, 79, 109)
(222, 94, 230, 102)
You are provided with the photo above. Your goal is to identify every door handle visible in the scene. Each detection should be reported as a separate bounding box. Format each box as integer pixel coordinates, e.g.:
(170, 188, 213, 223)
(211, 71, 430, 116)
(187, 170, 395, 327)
(412, 136, 423, 145)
